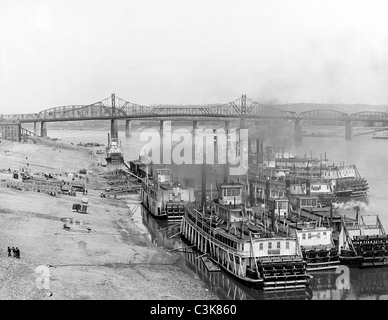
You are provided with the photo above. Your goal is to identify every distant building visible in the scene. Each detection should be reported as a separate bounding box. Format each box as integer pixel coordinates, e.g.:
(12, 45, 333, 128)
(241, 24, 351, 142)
(0, 121, 21, 142)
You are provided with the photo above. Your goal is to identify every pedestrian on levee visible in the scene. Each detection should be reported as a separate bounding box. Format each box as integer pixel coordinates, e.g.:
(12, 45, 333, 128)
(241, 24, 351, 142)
(15, 248, 20, 259)
(12, 247, 16, 258)
(7, 247, 11, 257)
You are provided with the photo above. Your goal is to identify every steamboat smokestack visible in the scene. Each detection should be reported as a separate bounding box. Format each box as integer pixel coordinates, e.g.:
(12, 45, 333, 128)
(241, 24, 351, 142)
(224, 121, 230, 183)
(355, 205, 360, 223)
(249, 183, 254, 206)
(330, 202, 333, 228)
(201, 134, 207, 208)
(306, 180, 310, 196)
(202, 163, 206, 208)
(265, 179, 270, 199)
(271, 200, 275, 231)
(286, 179, 290, 198)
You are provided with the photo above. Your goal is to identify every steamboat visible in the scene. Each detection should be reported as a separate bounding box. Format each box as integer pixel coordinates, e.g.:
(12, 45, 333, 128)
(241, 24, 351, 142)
(286, 196, 340, 271)
(248, 141, 368, 203)
(105, 133, 124, 165)
(321, 165, 368, 198)
(141, 163, 195, 220)
(180, 182, 311, 291)
(338, 206, 388, 268)
(254, 196, 340, 272)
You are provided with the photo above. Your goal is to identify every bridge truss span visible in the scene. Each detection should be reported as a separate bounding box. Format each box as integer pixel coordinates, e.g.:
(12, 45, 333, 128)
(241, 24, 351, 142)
(1, 94, 388, 125)
(1, 94, 299, 122)
(300, 109, 350, 121)
(350, 111, 388, 122)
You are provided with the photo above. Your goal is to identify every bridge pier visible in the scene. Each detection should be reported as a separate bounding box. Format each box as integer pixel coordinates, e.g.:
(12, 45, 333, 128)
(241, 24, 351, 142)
(125, 120, 132, 137)
(18, 123, 23, 142)
(294, 119, 303, 145)
(345, 120, 353, 140)
(110, 119, 118, 141)
(34, 122, 39, 135)
(40, 122, 47, 138)
(193, 120, 199, 165)
(239, 118, 249, 181)
(237, 118, 247, 157)
(160, 120, 171, 165)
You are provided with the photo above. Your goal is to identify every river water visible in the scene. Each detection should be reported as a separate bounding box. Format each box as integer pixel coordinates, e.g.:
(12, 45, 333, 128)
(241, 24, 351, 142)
(47, 126, 388, 300)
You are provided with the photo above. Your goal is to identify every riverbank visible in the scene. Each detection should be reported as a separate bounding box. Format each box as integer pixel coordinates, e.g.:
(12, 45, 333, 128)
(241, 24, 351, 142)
(302, 125, 386, 138)
(0, 138, 218, 300)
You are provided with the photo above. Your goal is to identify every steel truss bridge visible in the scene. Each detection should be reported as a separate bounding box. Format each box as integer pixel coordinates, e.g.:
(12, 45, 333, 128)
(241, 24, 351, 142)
(1, 94, 388, 142)
(1, 94, 387, 123)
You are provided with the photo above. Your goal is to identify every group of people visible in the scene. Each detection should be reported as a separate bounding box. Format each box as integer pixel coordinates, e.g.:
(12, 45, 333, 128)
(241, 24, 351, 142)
(7, 247, 20, 259)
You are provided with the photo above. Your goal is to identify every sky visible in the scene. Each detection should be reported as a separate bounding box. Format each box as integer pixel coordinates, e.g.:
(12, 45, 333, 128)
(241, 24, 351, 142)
(1, 0, 388, 114)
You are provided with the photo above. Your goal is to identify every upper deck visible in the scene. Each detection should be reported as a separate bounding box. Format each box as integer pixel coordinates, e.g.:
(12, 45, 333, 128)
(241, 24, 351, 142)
(184, 202, 302, 259)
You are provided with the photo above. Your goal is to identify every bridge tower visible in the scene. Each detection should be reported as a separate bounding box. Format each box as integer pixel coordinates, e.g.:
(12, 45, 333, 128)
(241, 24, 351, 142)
(345, 120, 353, 140)
(238, 94, 247, 154)
(40, 122, 47, 138)
(110, 93, 118, 141)
(241, 94, 247, 112)
(294, 119, 303, 145)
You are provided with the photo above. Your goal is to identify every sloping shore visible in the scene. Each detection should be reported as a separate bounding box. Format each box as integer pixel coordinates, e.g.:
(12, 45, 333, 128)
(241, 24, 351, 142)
(0, 138, 217, 300)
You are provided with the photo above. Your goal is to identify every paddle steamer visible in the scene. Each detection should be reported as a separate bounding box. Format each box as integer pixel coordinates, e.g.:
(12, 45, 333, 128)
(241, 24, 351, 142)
(141, 164, 195, 220)
(105, 133, 124, 165)
(180, 182, 311, 291)
(338, 207, 388, 268)
(286, 196, 340, 271)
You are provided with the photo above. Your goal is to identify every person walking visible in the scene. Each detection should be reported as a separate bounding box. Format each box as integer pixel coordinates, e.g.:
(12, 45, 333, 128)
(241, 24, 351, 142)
(12, 247, 16, 258)
(7, 247, 11, 257)
(15, 247, 20, 259)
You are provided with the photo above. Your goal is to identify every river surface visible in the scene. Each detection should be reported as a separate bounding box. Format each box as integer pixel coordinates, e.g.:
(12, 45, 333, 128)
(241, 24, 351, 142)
(47, 126, 388, 300)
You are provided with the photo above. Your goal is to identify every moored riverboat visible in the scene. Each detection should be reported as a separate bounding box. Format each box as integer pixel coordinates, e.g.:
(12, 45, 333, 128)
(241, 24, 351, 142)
(338, 209, 388, 268)
(141, 164, 195, 220)
(248, 142, 368, 201)
(285, 196, 340, 271)
(180, 182, 311, 291)
(291, 225, 339, 271)
(105, 133, 124, 165)
(261, 196, 340, 272)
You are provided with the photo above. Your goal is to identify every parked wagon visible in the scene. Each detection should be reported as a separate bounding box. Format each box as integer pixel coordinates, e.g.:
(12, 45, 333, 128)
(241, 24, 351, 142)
(72, 203, 88, 214)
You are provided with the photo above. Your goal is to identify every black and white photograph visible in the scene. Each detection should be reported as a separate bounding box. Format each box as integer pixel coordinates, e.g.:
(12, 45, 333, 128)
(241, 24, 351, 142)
(1, 0, 388, 308)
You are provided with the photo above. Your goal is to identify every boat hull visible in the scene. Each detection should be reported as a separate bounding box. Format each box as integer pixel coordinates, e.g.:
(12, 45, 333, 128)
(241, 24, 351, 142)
(339, 255, 388, 268)
(306, 261, 340, 271)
